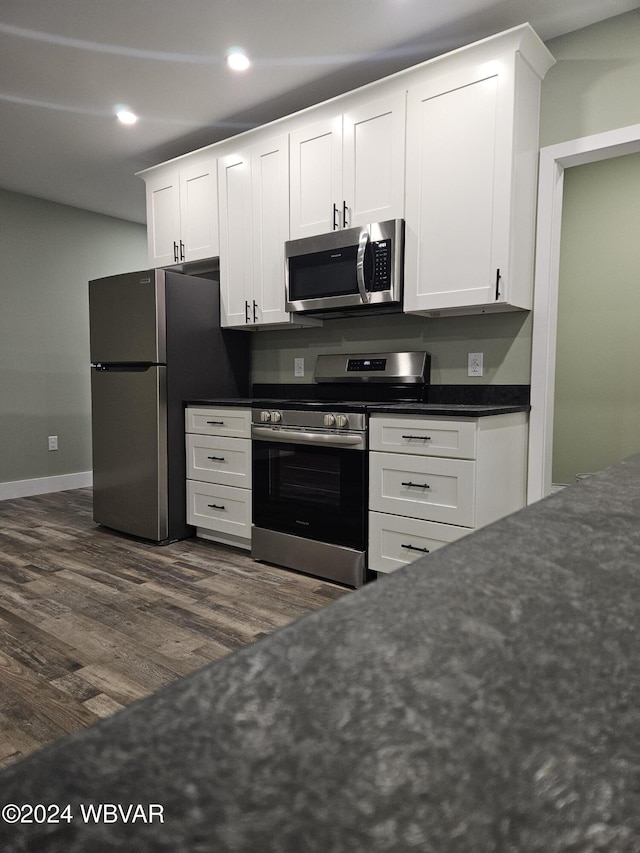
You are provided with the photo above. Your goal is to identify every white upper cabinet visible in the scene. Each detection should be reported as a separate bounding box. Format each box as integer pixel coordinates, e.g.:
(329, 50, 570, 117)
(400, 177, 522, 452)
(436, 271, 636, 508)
(218, 151, 253, 327)
(403, 34, 554, 316)
(289, 92, 406, 239)
(289, 115, 343, 238)
(142, 155, 218, 268)
(250, 136, 292, 326)
(139, 25, 554, 321)
(342, 94, 406, 228)
(218, 134, 320, 329)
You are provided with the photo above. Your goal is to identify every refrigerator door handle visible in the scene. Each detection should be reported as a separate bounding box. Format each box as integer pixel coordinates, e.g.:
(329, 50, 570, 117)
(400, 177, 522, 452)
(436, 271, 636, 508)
(91, 362, 158, 372)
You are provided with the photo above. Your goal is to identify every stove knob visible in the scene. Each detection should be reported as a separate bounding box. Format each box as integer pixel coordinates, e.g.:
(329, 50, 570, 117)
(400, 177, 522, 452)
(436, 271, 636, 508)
(260, 410, 271, 423)
(335, 414, 349, 428)
(323, 413, 336, 427)
(270, 411, 282, 423)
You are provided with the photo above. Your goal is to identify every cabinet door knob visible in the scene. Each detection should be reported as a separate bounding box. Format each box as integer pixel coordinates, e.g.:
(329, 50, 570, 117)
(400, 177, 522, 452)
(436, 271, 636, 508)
(207, 504, 226, 510)
(333, 203, 340, 230)
(342, 200, 348, 228)
(207, 456, 226, 462)
(245, 301, 250, 323)
(401, 481, 430, 489)
(173, 241, 179, 263)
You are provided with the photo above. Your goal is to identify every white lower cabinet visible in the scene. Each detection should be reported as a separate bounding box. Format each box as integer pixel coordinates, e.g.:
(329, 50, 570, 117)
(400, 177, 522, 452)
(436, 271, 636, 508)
(368, 412, 528, 573)
(369, 512, 468, 575)
(185, 407, 252, 549)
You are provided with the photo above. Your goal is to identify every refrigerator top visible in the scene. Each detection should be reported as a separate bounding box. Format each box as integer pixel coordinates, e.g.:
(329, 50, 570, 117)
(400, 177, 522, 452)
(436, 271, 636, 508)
(89, 269, 167, 364)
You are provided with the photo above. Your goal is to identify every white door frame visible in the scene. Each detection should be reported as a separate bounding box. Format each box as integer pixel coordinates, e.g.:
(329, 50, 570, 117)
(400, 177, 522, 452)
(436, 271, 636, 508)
(528, 122, 640, 502)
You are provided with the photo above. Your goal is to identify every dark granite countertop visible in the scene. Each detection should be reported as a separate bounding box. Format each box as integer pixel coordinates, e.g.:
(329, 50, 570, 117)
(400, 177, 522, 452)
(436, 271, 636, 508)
(186, 399, 530, 417)
(186, 384, 531, 416)
(366, 402, 529, 416)
(186, 397, 255, 407)
(2, 455, 640, 851)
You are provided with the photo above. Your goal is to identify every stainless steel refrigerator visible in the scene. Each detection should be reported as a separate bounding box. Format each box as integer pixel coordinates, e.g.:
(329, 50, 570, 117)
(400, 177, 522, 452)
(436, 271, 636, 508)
(89, 268, 249, 543)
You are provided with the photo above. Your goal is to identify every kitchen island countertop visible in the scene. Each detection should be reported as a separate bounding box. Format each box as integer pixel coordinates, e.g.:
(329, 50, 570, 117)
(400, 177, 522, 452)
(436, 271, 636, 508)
(2, 455, 639, 851)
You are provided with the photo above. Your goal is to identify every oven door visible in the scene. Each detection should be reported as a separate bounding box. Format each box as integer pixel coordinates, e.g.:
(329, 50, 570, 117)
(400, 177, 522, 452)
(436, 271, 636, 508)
(252, 431, 367, 550)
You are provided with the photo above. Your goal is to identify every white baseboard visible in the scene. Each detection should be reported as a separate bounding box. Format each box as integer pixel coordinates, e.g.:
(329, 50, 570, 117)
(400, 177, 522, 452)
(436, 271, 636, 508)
(0, 471, 93, 501)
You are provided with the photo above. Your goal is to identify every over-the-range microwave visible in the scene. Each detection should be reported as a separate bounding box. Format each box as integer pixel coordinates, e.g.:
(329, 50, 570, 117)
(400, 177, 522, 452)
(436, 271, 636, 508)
(285, 218, 404, 317)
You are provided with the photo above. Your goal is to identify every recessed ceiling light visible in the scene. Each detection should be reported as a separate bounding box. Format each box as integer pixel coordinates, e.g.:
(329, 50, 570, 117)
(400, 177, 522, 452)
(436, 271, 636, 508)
(115, 106, 138, 125)
(226, 48, 250, 72)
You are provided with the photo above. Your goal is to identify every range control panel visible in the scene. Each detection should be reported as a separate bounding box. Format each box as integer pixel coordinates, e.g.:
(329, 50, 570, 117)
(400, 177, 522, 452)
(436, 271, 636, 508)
(346, 358, 387, 372)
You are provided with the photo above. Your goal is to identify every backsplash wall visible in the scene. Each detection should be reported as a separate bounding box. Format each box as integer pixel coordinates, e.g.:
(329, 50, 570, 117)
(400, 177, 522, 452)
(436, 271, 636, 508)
(250, 310, 532, 386)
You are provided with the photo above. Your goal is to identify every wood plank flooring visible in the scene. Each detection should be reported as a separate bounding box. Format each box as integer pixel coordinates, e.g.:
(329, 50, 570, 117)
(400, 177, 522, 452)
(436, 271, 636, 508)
(0, 488, 348, 769)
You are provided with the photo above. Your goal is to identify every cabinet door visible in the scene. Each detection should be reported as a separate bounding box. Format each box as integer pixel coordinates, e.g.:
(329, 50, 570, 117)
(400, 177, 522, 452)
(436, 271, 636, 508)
(404, 66, 510, 313)
(145, 170, 181, 267)
(250, 134, 291, 326)
(289, 115, 342, 239)
(218, 152, 253, 328)
(342, 93, 406, 227)
(179, 157, 219, 262)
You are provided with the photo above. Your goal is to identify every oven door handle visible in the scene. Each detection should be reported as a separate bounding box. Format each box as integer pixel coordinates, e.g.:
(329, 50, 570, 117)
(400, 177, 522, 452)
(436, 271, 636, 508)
(251, 427, 366, 450)
(356, 228, 370, 304)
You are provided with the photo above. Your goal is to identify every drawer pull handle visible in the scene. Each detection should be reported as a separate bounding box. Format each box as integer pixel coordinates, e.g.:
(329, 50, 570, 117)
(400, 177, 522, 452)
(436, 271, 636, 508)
(206, 421, 225, 425)
(207, 456, 226, 462)
(402, 434, 432, 440)
(401, 543, 430, 554)
(401, 481, 430, 489)
(207, 504, 226, 510)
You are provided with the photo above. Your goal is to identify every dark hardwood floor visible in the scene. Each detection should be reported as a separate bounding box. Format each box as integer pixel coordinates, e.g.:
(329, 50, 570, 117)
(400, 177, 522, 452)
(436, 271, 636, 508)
(0, 488, 348, 769)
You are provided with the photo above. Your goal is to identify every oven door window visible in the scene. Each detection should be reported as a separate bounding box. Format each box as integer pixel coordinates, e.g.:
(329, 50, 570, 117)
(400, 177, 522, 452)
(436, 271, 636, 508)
(252, 440, 366, 550)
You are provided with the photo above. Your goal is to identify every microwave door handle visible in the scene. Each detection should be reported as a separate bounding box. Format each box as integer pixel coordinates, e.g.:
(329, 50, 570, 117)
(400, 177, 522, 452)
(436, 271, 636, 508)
(356, 228, 371, 304)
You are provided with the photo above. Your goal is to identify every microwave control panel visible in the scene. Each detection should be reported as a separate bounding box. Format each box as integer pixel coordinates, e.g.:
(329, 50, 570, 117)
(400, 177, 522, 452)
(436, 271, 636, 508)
(370, 240, 392, 292)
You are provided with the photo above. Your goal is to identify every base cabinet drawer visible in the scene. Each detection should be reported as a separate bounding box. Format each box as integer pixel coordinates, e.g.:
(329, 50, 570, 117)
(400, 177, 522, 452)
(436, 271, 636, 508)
(369, 451, 475, 527)
(185, 407, 251, 437)
(369, 415, 477, 459)
(369, 511, 470, 573)
(187, 480, 251, 539)
(186, 434, 251, 487)
(185, 406, 252, 549)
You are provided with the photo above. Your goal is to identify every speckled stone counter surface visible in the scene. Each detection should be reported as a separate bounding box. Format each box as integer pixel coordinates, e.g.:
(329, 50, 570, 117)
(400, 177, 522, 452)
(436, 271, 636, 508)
(188, 398, 528, 416)
(367, 402, 529, 416)
(2, 455, 640, 852)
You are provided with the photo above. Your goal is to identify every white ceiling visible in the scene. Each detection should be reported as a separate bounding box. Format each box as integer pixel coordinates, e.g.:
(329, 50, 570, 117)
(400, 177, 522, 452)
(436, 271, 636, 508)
(1, 0, 638, 225)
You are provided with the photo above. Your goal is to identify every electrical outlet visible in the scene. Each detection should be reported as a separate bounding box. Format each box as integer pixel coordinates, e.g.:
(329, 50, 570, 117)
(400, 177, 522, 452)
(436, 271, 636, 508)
(294, 357, 304, 378)
(467, 352, 484, 377)
(48, 435, 59, 451)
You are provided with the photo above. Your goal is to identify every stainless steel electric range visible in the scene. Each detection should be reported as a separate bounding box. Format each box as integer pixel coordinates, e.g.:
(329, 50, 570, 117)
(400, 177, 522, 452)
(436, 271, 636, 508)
(251, 351, 430, 588)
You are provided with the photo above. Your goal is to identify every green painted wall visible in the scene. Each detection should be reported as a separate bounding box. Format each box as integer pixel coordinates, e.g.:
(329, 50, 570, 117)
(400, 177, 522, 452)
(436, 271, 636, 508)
(0, 188, 147, 485)
(540, 9, 640, 148)
(251, 311, 531, 386)
(542, 9, 640, 483)
(552, 152, 640, 484)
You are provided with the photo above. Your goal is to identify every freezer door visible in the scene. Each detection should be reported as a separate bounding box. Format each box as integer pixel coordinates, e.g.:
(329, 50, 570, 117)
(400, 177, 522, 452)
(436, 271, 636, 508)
(89, 270, 166, 364)
(91, 365, 168, 541)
